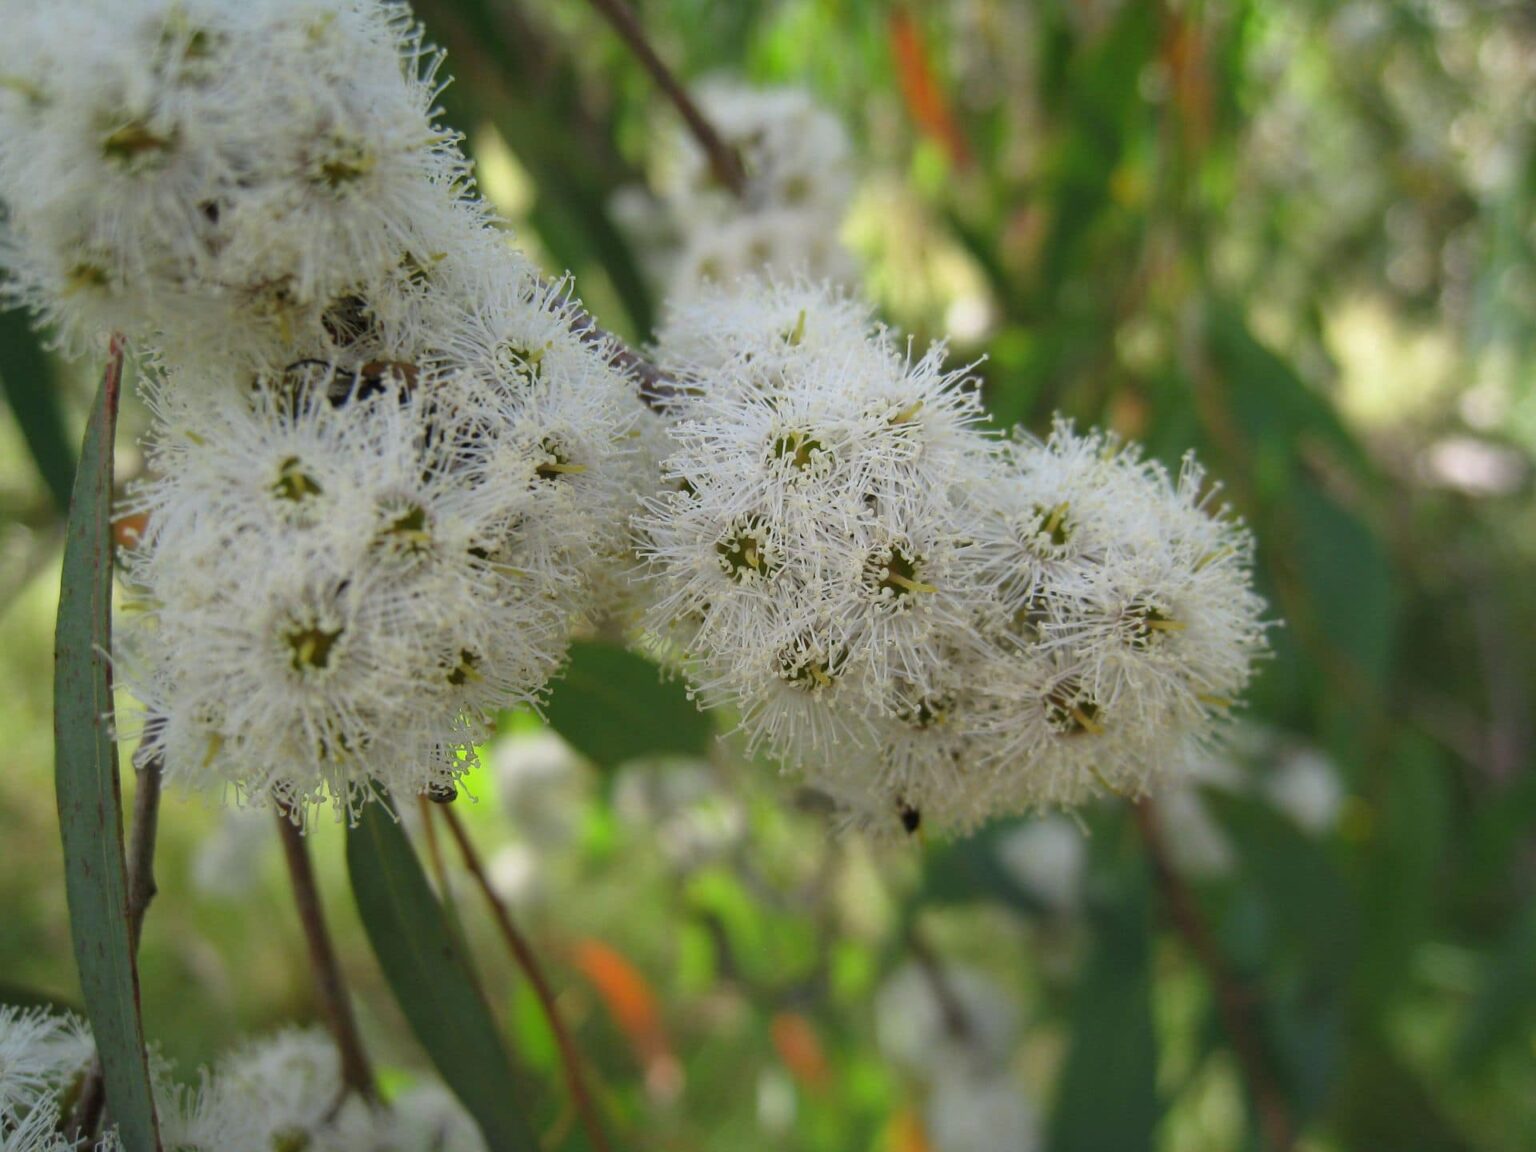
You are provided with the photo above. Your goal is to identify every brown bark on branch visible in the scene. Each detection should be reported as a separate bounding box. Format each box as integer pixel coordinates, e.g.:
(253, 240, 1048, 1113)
(274, 808, 377, 1103)
(438, 804, 612, 1152)
(1134, 801, 1295, 1152)
(583, 0, 747, 196)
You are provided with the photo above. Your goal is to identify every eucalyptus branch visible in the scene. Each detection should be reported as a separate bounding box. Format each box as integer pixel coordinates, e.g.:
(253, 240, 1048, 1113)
(438, 804, 612, 1152)
(582, 0, 747, 196)
(567, 308, 679, 408)
(416, 792, 473, 951)
(906, 922, 973, 1044)
(1134, 801, 1295, 1152)
(274, 808, 378, 1103)
(125, 752, 164, 956)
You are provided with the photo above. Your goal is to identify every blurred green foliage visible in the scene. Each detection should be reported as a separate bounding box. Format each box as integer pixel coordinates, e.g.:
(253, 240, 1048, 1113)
(3, 0, 1535, 1149)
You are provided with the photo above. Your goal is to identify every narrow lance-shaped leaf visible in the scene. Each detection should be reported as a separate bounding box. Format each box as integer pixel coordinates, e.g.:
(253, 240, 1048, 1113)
(1049, 816, 1159, 1152)
(0, 305, 76, 513)
(53, 341, 162, 1152)
(347, 798, 540, 1152)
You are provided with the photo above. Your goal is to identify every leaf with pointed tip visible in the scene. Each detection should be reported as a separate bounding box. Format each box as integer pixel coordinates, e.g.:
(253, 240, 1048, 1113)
(53, 348, 162, 1152)
(347, 799, 539, 1152)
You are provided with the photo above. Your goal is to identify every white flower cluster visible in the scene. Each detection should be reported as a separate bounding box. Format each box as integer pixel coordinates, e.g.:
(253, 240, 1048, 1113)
(2, 0, 1268, 839)
(0, 0, 459, 366)
(0, 0, 652, 816)
(161, 1029, 484, 1152)
(645, 82, 856, 298)
(0, 1011, 482, 1152)
(0, 1007, 118, 1152)
(640, 278, 1268, 836)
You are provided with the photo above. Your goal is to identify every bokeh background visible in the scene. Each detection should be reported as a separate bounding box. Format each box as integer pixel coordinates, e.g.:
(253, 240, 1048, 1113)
(3, 1, 1534, 1149)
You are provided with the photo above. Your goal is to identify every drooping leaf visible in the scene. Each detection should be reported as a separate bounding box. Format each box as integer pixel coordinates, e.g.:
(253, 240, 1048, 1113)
(1288, 478, 1398, 697)
(53, 350, 162, 1151)
(1358, 736, 1449, 1011)
(1208, 794, 1352, 1122)
(1049, 816, 1159, 1152)
(1454, 900, 1536, 1076)
(0, 305, 75, 513)
(544, 641, 712, 768)
(346, 799, 539, 1152)
(1206, 300, 1374, 487)
(1336, 1028, 1475, 1152)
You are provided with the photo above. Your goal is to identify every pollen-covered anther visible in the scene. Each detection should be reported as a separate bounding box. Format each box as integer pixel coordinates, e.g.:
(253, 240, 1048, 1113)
(716, 517, 778, 581)
(312, 137, 375, 189)
(272, 456, 323, 502)
(63, 263, 111, 295)
(1031, 502, 1073, 549)
(378, 501, 432, 555)
(896, 690, 955, 730)
(286, 623, 343, 674)
(445, 649, 482, 687)
(1044, 678, 1104, 737)
(101, 118, 177, 163)
(776, 638, 845, 693)
(865, 545, 937, 602)
(534, 437, 586, 480)
(492, 340, 547, 384)
(1122, 599, 1186, 651)
(769, 427, 830, 473)
(1011, 591, 1051, 642)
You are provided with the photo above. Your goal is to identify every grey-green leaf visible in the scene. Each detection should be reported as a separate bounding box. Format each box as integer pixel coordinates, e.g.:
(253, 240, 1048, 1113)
(0, 305, 75, 513)
(545, 641, 712, 768)
(53, 353, 162, 1151)
(347, 800, 539, 1152)
(1049, 818, 1159, 1152)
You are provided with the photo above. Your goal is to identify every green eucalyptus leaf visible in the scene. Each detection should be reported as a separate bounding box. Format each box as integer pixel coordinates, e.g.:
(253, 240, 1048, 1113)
(1049, 817, 1158, 1152)
(0, 306, 75, 513)
(545, 641, 712, 768)
(53, 355, 162, 1152)
(346, 799, 539, 1152)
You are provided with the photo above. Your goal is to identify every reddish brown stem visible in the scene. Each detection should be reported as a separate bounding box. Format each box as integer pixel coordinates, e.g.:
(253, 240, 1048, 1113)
(1135, 801, 1295, 1151)
(582, 0, 747, 196)
(125, 752, 163, 956)
(906, 923, 973, 1044)
(274, 808, 377, 1103)
(438, 805, 612, 1152)
(567, 309, 678, 409)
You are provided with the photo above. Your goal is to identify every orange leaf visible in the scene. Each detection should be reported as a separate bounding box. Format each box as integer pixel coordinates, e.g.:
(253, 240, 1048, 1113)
(571, 938, 672, 1070)
(888, 7, 971, 169)
(1161, 13, 1213, 154)
(770, 1011, 831, 1093)
(887, 1104, 933, 1152)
